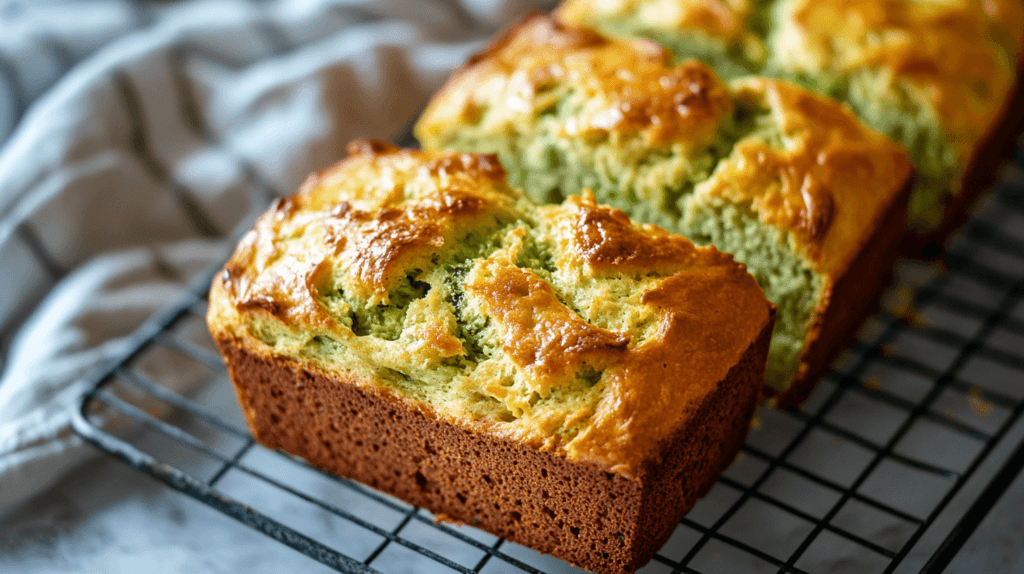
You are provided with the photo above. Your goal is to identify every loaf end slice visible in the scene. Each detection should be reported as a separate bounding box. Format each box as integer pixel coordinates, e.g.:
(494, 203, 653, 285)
(208, 142, 775, 573)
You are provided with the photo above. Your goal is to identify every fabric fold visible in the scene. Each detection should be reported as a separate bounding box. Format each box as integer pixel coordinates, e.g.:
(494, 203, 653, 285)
(0, 0, 556, 517)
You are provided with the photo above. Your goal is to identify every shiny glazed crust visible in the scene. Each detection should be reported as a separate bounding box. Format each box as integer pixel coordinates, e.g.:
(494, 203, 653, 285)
(416, 16, 736, 151)
(208, 143, 775, 572)
(556, 0, 1023, 164)
(696, 76, 912, 278)
(209, 141, 775, 474)
(719, 77, 915, 406)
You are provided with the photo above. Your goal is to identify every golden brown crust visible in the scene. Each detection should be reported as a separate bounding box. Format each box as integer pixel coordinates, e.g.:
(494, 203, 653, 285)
(216, 141, 520, 321)
(907, 57, 1024, 254)
(725, 79, 913, 404)
(466, 257, 631, 381)
(695, 77, 914, 277)
(562, 263, 772, 473)
(551, 191, 735, 272)
(416, 17, 913, 409)
(420, 16, 912, 276)
(556, 0, 1022, 252)
(473, 212, 771, 473)
(418, 14, 734, 150)
(773, 0, 1021, 163)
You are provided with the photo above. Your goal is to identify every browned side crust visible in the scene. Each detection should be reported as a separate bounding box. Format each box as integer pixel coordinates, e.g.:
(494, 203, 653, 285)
(906, 58, 1024, 256)
(779, 173, 914, 408)
(216, 317, 772, 574)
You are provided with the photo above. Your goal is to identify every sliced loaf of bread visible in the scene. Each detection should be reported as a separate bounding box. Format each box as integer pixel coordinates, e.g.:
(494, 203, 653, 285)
(208, 141, 775, 573)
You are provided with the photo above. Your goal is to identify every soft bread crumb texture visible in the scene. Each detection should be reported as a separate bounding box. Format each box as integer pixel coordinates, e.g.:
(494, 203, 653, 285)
(415, 16, 911, 394)
(208, 141, 773, 476)
(555, 0, 1023, 231)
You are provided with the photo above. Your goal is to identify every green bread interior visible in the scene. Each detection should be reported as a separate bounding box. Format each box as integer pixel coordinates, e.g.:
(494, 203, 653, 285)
(247, 218, 566, 423)
(579, 0, 774, 81)
(422, 99, 825, 392)
(684, 201, 821, 390)
(244, 205, 681, 428)
(577, 0, 960, 233)
(602, 25, 761, 82)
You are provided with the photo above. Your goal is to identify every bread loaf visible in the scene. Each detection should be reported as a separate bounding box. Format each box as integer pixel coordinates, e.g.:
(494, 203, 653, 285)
(207, 141, 775, 573)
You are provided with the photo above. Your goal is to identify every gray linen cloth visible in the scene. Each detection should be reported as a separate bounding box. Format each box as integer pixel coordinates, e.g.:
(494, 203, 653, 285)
(0, 0, 554, 518)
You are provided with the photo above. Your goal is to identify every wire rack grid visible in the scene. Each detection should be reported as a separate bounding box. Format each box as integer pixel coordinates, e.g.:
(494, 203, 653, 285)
(71, 141, 1024, 573)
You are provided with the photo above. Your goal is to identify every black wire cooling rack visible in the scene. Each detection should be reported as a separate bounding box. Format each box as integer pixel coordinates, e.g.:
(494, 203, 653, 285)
(71, 143, 1024, 573)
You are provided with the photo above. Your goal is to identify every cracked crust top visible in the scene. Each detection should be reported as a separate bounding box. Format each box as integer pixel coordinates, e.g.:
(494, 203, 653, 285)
(208, 143, 773, 476)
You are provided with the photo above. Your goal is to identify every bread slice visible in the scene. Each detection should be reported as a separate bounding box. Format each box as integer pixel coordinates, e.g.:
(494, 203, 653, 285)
(208, 141, 775, 573)
(555, 0, 1024, 244)
(415, 16, 912, 405)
